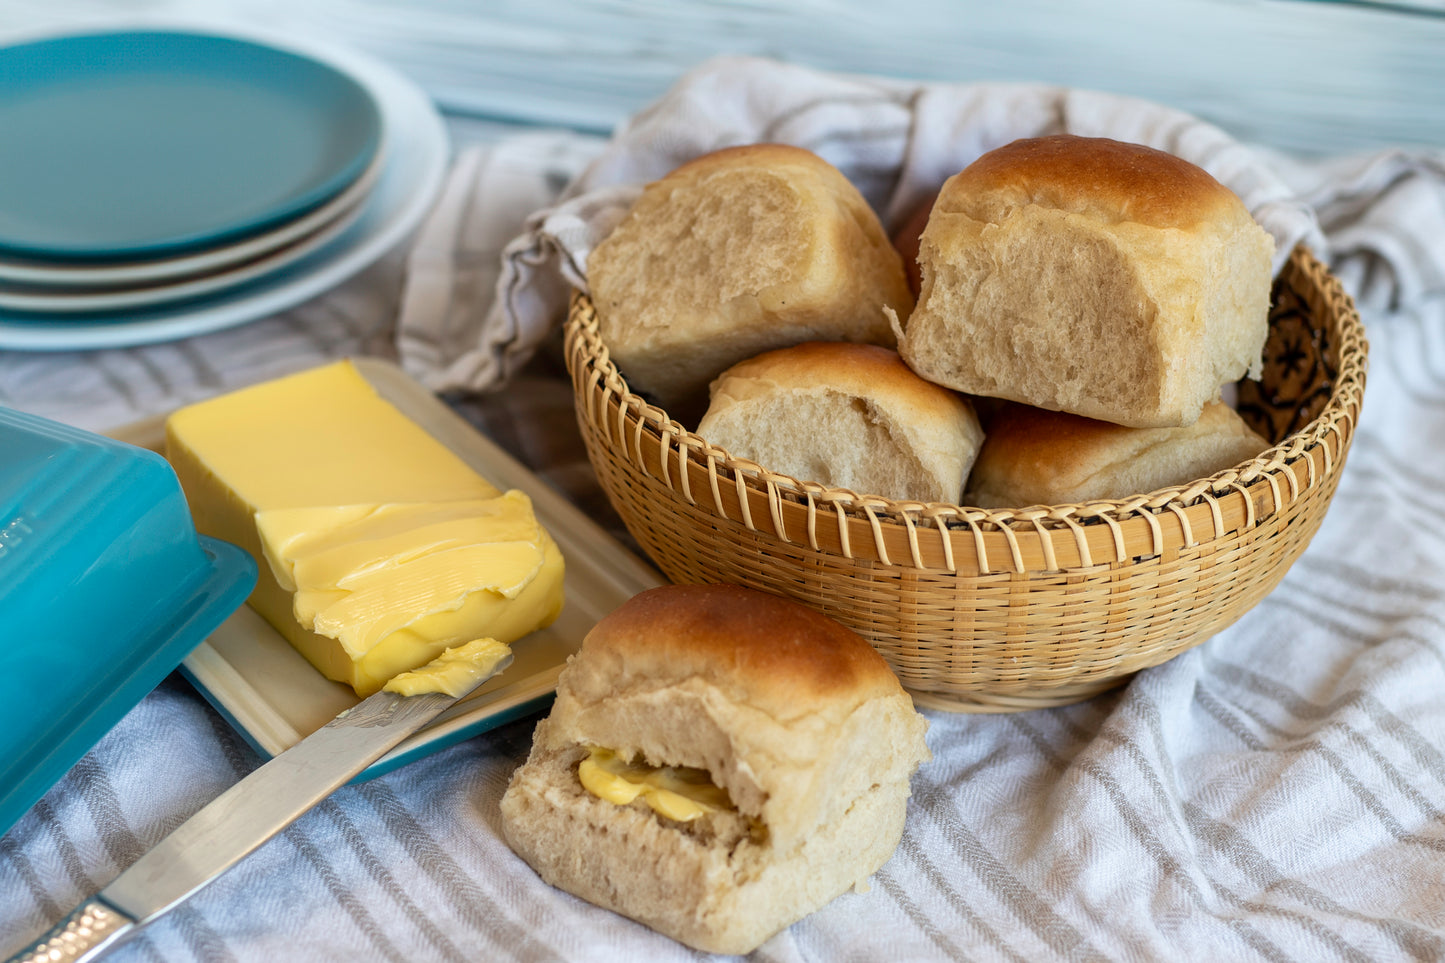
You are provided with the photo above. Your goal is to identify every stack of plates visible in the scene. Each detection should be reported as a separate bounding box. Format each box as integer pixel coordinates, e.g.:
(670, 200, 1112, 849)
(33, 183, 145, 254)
(0, 27, 449, 350)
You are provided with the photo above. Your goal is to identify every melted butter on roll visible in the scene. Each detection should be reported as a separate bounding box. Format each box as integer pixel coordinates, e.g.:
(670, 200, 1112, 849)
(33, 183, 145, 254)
(577, 747, 733, 822)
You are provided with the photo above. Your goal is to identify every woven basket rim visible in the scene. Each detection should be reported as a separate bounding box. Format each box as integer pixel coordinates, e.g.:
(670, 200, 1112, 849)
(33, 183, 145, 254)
(565, 244, 1366, 575)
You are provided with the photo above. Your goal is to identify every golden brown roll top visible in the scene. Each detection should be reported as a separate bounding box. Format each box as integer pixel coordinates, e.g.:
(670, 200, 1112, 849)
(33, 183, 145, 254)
(561, 581, 903, 717)
(966, 400, 1273, 508)
(947, 132, 1251, 228)
(897, 134, 1275, 429)
(696, 341, 984, 503)
(588, 143, 914, 420)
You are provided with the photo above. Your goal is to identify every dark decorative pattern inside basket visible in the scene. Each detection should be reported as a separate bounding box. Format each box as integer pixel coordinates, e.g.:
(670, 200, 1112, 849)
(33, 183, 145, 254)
(1236, 273, 1337, 444)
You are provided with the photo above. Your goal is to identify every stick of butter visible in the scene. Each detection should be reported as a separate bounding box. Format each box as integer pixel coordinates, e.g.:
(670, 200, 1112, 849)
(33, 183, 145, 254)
(164, 360, 564, 696)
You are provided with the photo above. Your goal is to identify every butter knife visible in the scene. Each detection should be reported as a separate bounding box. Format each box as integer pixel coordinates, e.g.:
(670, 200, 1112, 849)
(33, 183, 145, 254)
(4, 652, 512, 963)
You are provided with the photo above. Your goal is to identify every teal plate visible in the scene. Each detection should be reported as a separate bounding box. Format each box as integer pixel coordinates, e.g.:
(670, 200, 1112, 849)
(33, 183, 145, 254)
(0, 406, 257, 836)
(0, 30, 382, 261)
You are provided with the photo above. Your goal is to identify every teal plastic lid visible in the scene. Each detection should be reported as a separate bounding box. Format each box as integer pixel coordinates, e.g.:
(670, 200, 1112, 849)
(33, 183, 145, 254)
(0, 406, 256, 835)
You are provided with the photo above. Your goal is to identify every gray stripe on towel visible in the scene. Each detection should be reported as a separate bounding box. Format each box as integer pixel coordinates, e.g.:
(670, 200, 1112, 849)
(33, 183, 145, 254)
(911, 778, 1110, 962)
(1093, 697, 1379, 962)
(1293, 556, 1445, 610)
(1191, 686, 1445, 960)
(1241, 684, 1445, 824)
(760, 93, 910, 143)
(30, 797, 93, 896)
(71, 753, 235, 963)
(281, 821, 409, 963)
(890, 835, 1029, 962)
(0, 830, 61, 921)
(199, 709, 402, 963)
(1209, 648, 1445, 788)
(1012, 714, 1291, 963)
(315, 797, 468, 963)
(1341, 438, 1445, 521)
(356, 780, 562, 961)
(1202, 665, 1445, 844)
(1263, 592, 1445, 676)
(892, 742, 1074, 956)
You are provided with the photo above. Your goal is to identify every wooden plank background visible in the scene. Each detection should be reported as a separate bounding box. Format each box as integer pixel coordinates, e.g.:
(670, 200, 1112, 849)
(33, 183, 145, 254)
(5, 0, 1445, 156)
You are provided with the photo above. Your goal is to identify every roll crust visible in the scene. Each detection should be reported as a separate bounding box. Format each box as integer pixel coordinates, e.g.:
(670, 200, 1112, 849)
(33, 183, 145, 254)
(588, 144, 914, 420)
(897, 134, 1275, 429)
(951, 133, 1249, 229)
(565, 581, 903, 717)
(966, 400, 1272, 507)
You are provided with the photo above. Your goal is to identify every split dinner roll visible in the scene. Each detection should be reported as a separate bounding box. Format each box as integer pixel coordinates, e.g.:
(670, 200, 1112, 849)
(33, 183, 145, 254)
(896, 135, 1275, 428)
(966, 400, 1272, 508)
(499, 583, 930, 955)
(696, 341, 984, 503)
(588, 144, 914, 419)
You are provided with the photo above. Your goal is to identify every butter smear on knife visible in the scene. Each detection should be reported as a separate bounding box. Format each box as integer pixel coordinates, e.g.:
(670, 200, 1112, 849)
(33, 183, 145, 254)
(164, 360, 564, 697)
(384, 637, 513, 698)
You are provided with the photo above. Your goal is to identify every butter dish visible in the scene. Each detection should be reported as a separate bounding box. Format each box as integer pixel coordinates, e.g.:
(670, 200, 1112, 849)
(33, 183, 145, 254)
(107, 358, 663, 781)
(0, 405, 256, 836)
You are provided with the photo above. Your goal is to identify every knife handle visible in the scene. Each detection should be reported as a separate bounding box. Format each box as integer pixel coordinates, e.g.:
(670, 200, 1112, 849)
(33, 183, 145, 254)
(5, 899, 135, 963)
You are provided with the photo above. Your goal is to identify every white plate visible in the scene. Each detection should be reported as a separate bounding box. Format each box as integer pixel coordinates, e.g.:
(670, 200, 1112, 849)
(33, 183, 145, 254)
(108, 357, 664, 778)
(0, 24, 449, 351)
(0, 144, 384, 290)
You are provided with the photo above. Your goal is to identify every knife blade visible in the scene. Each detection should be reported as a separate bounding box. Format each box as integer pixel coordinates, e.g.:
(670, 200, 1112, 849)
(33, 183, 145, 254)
(5, 651, 512, 963)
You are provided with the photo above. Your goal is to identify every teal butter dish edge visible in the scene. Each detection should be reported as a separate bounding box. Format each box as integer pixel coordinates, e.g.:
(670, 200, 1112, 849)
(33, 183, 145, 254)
(0, 535, 255, 837)
(0, 405, 258, 837)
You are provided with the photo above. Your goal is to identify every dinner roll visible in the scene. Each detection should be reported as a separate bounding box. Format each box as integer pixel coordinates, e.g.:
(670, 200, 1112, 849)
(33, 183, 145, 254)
(965, 400, 1272, 507)
(588, 144, 914, 420)
(896, 135, 1275, 428)
(696, 341, 984, 503)
(499, 583, 930, 956)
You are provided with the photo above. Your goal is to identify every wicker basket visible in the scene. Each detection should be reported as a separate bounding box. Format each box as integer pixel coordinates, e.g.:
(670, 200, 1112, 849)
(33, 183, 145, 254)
(564, 245, 1367, 711)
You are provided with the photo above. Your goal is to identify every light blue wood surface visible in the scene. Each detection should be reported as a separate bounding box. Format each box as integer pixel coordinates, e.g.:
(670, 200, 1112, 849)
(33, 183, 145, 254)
(311, 0, 1445, 156)
(3, 0, 1442, 156)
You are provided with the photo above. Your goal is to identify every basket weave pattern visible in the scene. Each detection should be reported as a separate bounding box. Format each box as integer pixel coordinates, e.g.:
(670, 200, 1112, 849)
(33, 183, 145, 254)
(565, 246, 1367, 711)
